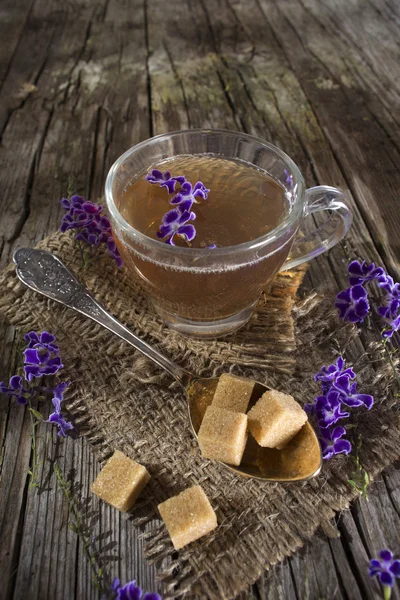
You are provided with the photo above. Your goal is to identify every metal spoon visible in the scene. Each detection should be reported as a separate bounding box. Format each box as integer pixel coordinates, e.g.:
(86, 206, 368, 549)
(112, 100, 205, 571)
(13, 248, 322, 482)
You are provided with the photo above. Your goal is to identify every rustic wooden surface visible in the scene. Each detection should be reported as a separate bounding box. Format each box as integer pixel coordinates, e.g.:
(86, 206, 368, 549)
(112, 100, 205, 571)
(1, 0, 400, 598)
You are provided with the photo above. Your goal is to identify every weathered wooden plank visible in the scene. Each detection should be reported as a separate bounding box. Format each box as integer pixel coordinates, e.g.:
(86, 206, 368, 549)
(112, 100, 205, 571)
(0, 1, 400, 599)
(256, 565, 298, 600)
(0, 327, 34, 600)
(254, 0, 400, 279)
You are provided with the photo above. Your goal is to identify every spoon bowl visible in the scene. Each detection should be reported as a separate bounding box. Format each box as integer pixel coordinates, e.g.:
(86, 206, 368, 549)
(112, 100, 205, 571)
(13, 247, 322, 482)
(187, 377, 322, 481)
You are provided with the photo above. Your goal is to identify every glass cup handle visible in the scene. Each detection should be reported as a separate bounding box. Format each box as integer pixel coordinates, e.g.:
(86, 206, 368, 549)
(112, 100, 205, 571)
(282, 186, 352, 271)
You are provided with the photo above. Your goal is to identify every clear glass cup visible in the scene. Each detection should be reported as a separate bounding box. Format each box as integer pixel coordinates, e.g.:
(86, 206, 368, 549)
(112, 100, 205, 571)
(105, 129, 352, 338)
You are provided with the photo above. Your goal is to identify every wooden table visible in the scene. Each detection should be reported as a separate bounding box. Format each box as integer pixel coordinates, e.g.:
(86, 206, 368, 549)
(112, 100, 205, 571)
(1, 0, 400, 598)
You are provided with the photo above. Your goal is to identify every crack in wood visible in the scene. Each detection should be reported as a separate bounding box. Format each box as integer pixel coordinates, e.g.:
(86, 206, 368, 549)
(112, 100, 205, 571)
(163, 43, 192, 128)
(143, 0, 154, 137)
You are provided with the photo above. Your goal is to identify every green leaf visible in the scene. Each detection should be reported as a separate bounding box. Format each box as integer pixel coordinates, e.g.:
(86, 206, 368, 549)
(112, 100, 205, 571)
(348, 480, 359, 490)
(29, 408, 44, 420)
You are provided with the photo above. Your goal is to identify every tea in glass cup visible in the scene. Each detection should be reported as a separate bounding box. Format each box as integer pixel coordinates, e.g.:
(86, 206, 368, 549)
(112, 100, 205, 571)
(105, 130, 352, 337)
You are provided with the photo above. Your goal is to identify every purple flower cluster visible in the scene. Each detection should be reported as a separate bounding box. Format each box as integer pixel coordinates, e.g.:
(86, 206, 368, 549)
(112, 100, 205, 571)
(369, 549, 400, 589)
(60, 195, 123, 267)
(0, 331, 73, 437)
(145, 169, 210, 246)
(335, 260, 400, 338)
(23, 331, 63, 381)
(305, 356, 373, 460)
(111, 578, 161, 600)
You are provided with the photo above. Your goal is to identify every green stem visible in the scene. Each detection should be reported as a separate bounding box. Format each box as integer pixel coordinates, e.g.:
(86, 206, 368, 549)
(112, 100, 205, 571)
(54, 465, 105, 593)
(383, 584, 391, 600)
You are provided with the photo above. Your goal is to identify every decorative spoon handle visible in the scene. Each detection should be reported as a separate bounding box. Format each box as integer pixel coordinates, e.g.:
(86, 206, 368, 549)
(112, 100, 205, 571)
(13, 248, 192, 386)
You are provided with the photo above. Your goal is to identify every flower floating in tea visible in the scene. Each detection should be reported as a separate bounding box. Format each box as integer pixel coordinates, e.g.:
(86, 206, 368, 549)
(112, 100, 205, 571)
(170, 181, 210, 207)
(145, 169, 185, 194)
(336, 260, 400, 338)
(145, 170, 210, 245)
(60, 195, 123, 267)
(156, 205, 197, 246)
(305, 356, 373, 460)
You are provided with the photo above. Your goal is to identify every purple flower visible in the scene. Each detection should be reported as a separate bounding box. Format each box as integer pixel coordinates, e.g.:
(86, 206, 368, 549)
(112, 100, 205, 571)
(23, 330, 63, 380)
(24, 331, 59, 353)
(319, 426, 352, 460)
(145, 169, 185, 194)
(314, 356, 356, 384)
(112, 578, 161, 600)
(378, 307, 400, 339)
(378, 274, 398, 294)
(107, 237, 124, 268)
(23, 347, 63, 381)
(145, 169, 171, 184)
(335, 284, 370, 323)
(170, 181, 210, 206)
(47, 381, 73, 436)
(332, 374, 374, 410)
(369, 549, 400, 588)
(48, 411, 73, 437)
(60, 195, 123, 267)
(348, 260, 385, 286)
(0, 375, 34, 405)
(49, 381, 71, 413)
(314, 392, 350, 428)
(377, 278, 400, 338)
(156, 206, 196, 246)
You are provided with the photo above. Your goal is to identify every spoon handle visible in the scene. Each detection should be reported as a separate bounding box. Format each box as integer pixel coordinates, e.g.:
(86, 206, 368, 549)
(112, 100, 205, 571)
(13, 248, 192, 387)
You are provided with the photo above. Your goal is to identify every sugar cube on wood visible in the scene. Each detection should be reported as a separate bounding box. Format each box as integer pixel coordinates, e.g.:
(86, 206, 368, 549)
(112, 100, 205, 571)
(91, 450, 150, 512)
(158, 485, 217, 550)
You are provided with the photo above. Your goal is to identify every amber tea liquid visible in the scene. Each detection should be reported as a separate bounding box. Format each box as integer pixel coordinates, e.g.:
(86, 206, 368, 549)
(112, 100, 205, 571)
(116, 155, 292, 321)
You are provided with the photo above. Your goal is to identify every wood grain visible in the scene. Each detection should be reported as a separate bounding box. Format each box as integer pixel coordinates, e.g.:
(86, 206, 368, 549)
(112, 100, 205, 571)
(0, 0, 399, 598)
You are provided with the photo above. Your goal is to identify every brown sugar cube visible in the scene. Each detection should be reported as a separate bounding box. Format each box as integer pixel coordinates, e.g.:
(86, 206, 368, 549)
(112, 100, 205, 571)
(91, 450, 150, 512)
(158, 485, 217, 550)
(247, 390, 308, 449)
(198, 406, 248, 466)
(212, 373, 255, 413)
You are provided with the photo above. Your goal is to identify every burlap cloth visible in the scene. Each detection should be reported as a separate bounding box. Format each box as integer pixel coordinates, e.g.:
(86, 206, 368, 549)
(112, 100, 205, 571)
(1, 232, 399, 599)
